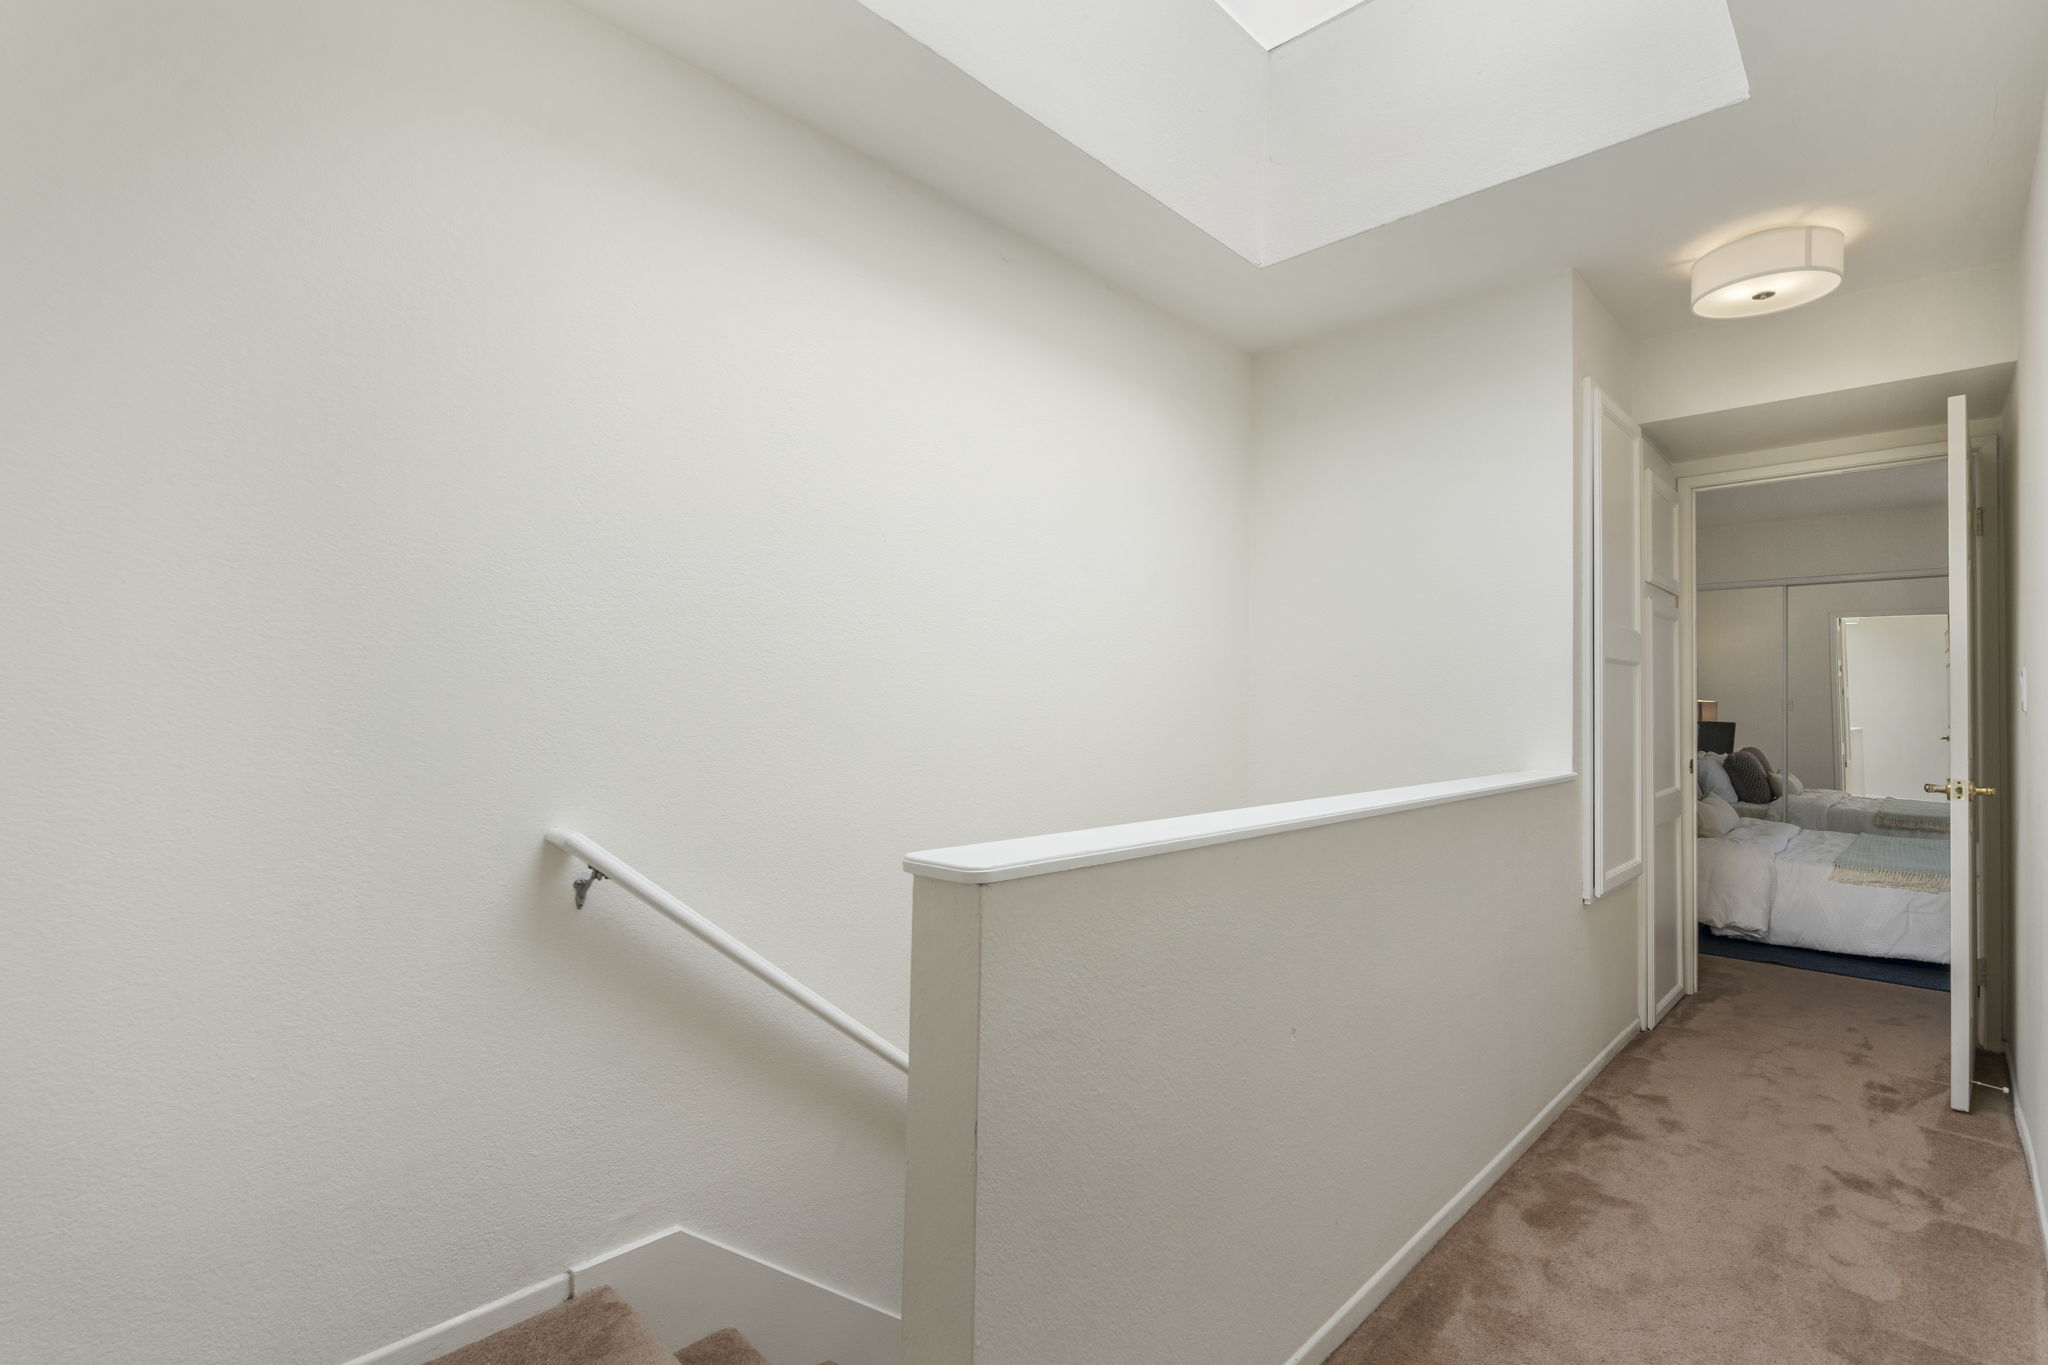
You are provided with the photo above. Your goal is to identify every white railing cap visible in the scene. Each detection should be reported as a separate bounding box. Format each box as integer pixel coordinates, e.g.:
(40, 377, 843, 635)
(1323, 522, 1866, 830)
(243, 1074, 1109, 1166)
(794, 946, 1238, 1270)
(903, 770, 1574, 885)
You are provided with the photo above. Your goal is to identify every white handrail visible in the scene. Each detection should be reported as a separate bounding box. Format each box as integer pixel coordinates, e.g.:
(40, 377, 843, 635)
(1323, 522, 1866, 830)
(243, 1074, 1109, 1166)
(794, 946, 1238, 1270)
(544, 828, 909, 1074)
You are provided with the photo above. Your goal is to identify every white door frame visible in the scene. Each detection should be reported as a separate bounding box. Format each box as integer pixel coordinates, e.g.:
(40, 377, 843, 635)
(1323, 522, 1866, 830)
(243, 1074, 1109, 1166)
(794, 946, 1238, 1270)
(1645, 589, 1685, 1025)
(1675, 438, 1950, 999)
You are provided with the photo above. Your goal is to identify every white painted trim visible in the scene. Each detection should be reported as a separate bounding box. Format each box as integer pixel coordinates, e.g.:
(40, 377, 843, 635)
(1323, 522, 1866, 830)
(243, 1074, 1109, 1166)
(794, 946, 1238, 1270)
(902, 770, 1574, 884)
(1279, 1019, 1640, 1365)
(2011, 1072, 2048, 1270)
(1581, 379, 1601, 904)
(1643, 589, 1683, 1028)
(570, 1225, 900, 1365)
(339, 1224, 903, 1365)
(1679, 478, 1699, 997)
(338, 1275, 570, 1365)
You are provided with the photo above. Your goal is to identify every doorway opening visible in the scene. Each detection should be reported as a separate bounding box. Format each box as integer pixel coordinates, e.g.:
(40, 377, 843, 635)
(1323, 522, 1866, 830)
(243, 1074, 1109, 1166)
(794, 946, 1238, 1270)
(1662, 396, 2002, 1114)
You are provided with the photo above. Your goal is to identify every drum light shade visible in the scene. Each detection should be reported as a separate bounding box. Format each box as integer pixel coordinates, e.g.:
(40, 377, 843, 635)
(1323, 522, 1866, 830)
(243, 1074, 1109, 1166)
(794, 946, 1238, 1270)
(1690, 226, 1846, 319)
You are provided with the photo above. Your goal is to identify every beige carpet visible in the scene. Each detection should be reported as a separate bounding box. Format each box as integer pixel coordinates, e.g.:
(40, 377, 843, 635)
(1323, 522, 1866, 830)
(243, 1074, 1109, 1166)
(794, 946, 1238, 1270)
(673, 1325, 836, 1365)
(1330, 957, 2048, 1365)
(427, 1287, 673, 1365)
(672, 1327, 771, 1365)
(423, 1289, 832, 1365)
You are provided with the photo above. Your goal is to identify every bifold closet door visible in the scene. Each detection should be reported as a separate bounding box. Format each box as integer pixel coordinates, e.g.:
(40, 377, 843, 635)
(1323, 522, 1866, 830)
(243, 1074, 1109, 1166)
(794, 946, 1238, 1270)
(1584, 382, 1644, 899)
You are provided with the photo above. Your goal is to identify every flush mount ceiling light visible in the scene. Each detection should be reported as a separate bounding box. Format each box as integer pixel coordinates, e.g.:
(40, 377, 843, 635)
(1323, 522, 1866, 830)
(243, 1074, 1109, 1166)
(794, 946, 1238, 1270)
(1690, 225, 1846, 319)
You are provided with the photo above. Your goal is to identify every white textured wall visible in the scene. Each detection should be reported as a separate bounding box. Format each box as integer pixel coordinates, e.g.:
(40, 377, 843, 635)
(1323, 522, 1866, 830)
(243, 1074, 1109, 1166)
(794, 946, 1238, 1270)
(2008, 93, 2048, 1176)
(1248, 277, 1578, 800)
(1696, 504, 1946, 585)
(0, 2, 1253, 1362)
(906, 780, 1637, 1365)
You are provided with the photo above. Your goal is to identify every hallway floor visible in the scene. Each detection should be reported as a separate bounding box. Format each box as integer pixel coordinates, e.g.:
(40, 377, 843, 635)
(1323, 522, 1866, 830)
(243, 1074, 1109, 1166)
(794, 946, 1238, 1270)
(1330, 957, 2048, 1364)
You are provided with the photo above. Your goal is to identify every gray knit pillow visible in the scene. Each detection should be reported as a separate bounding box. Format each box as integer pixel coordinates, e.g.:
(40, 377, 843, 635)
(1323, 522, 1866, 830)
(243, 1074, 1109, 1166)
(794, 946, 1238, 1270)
(1725, 748, 1775, 805)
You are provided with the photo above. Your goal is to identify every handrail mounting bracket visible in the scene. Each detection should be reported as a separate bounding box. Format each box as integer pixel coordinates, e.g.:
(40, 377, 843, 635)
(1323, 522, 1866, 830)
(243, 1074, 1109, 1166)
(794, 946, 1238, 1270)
(572, 866, 609, 910)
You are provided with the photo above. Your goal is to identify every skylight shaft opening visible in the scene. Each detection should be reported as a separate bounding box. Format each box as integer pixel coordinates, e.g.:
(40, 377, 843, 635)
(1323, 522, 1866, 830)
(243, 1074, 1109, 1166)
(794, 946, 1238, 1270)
(1208, 0, 1378, 50)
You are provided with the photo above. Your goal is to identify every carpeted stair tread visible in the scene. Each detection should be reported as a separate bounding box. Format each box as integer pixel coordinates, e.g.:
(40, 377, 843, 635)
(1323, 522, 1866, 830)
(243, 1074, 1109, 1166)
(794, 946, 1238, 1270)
(425, 1286, 673, 1365)
(673, 1327, 835, 1365)
(673, 1328, 768, 1365)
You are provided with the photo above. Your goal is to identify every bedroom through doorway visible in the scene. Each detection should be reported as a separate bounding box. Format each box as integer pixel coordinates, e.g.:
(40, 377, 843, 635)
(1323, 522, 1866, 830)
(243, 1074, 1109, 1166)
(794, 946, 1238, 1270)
(1691, 460, 1953, 989)
(1665, 394, 2005, 1114)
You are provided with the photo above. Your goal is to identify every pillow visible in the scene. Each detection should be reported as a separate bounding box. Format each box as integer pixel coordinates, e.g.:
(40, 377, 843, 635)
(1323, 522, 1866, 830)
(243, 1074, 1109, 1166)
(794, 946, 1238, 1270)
(1724, 748, 1774, 805)
(1697, 751, 1739, 804)
(1784, 771, 1805, 796)
(1698, 793, 1740, 838)
(1738, 746, 1773, 779)
(1767, 769, 1786, 800)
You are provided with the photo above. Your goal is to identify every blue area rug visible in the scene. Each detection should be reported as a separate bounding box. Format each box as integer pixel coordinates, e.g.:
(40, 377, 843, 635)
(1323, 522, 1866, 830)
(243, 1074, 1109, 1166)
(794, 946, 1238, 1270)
(1697, 926, 1949, 992)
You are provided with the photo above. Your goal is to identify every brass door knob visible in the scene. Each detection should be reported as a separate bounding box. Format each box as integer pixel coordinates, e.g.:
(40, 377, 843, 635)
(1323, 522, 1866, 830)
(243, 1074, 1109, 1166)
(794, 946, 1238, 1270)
(1924, 780, 1996, 799)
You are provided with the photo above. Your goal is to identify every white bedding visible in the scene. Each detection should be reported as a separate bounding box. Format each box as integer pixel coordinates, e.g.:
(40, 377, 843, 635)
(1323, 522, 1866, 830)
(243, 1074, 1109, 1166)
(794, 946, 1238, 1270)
(1697, 818, 1949, 963)
(1732, 789, 1947, 839)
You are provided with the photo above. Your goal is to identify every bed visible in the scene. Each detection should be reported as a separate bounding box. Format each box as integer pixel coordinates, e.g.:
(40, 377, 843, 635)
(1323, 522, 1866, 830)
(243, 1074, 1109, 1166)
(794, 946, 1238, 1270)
(1731, 789, 1949, 839)
(1697, 817, 1949, 963)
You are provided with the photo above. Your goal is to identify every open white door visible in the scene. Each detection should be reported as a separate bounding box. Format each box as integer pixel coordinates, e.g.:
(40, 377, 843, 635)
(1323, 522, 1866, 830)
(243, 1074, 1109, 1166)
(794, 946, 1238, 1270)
(1643, 466, 1684, 1028)
(1943, 394, 1981, 1112)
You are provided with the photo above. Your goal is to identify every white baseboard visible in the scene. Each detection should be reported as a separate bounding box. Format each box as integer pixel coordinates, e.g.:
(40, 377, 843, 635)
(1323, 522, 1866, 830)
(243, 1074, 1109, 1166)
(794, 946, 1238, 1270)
(2011, 1064, 2048, 1265)
(1281, 1019, 1641, 1365)
(571, 1226, 900, 1365)
(340, 1274, 570, 1365)
(340, 1225, 898, 1365)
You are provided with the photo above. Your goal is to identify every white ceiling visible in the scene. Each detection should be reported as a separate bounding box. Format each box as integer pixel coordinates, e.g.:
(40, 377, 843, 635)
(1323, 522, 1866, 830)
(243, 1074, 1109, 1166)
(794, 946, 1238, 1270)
(576, 0, 2048, 348)
(1208, 0, 1373, 49)
(1695, 459, 1947, 526)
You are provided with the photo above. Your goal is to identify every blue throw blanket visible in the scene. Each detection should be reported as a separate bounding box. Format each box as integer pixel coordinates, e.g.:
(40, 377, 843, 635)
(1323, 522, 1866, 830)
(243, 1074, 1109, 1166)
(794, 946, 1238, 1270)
(1873, 797, 1949, 834)
(1830, 833, 1950, 892)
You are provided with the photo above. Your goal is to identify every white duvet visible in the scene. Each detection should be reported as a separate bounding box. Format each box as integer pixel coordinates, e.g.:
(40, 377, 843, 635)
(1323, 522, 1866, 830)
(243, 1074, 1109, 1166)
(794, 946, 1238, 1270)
(1697, 818, 1950, 963)
(1732, 789, 1947, 839)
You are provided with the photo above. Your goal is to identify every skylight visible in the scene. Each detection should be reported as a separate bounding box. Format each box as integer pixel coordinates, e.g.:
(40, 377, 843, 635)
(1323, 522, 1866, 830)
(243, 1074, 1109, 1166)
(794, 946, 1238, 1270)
(1209, 0, 1376, 50)
(826, 0, 1749, 266)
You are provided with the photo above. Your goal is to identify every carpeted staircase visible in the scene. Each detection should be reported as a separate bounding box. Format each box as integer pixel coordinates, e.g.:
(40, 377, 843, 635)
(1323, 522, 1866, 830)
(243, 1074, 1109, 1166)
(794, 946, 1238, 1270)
(425, 1286, 835, 1365)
